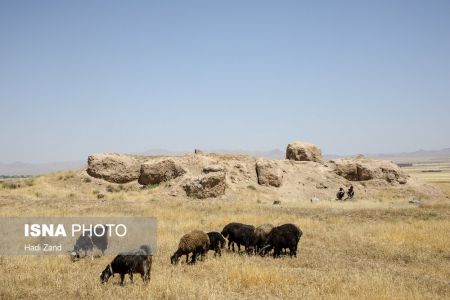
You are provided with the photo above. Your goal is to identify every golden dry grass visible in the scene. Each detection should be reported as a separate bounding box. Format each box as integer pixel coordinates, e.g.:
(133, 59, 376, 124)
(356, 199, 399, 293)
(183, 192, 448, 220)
(0, 168, 449, 299)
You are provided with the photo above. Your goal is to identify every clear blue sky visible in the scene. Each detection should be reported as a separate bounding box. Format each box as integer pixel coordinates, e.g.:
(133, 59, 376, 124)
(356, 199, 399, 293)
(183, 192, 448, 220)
(1, 1, 449, 163)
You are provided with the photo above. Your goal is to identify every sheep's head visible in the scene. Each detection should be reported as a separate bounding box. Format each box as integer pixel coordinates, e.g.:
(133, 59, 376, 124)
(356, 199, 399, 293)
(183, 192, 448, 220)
(170, 253, 179, 265)
(69, 247, 80, 262)
(246, 246, 256, 255)
(258, 244, 272, 256)
(100, 264, 114, 283)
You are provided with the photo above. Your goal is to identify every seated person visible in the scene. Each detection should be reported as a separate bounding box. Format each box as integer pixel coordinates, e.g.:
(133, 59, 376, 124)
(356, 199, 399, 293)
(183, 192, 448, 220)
(347, 185, 354, 199)
(336, 187, 345, 200)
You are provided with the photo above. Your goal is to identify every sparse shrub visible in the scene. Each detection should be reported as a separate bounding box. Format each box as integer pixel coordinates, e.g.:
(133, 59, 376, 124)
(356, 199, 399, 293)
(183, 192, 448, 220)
(106, 185, 122, 193)
(142, 183, 159, 190)
(92, 190, 100, 195)
(97, 193, 105, 200)
(68, 193, 76, 199)
(83, 177, 92, 183)
(24, 178, 34, 187)
(35, 192, 42, 198)
(247, 185, 257, 191)
(2, 181, 19, 189)
(63, 172, 75, 181)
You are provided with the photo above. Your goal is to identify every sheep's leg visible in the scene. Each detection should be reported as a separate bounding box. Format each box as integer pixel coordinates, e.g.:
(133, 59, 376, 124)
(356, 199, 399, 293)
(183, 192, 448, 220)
(185, 254, 189, 263)
(202, 249, 207, 261)
(273, 247, 280, 258)
(120, 274, 125, 285)
(129, 272, 134, 283)
(190, 251, 197, 264)
(142, 264, 148, 282)
(289, 247, 294, 258)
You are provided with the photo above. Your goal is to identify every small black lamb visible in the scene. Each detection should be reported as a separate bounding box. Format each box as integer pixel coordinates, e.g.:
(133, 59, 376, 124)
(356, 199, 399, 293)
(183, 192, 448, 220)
(99, 245, 152, 285)
(207, 232, 226, 257)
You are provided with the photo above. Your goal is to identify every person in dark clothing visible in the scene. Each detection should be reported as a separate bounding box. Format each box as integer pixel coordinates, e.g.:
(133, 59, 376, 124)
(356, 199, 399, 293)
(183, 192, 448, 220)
(336, 187, 345, 200)
(347, 185, 354, 199)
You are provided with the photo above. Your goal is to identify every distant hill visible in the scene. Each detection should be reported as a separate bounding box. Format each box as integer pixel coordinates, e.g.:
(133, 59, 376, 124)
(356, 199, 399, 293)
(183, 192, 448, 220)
(352, 148, 449, 163)
(140, 148, 285, 159)
(210, 149, 285, 159)
(326, 148, 450, 163)
(0, 161, 85, 176)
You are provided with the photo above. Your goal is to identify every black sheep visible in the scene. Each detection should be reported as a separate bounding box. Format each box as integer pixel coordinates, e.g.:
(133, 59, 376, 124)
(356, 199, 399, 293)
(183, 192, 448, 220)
(260, 224, 302, 258)
(207, 232, 226, 257)
(100, 245, 152, 285)
(221, 223, 256, 254)
(70, 226, 108, 261)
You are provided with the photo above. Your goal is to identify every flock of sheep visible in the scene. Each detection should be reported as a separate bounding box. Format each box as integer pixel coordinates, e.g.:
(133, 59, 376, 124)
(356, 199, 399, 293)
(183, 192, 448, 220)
(171, 222, 303, 266)
(71, 222, 303, 286)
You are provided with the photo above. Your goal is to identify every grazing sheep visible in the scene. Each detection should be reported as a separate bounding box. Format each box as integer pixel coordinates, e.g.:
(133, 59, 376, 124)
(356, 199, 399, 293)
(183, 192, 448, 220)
(260, 224, 302, 258)
(221, 222, 255, 253)
(99, 245, 152, 285)
(171, 230, 210, 265)
(70, 226, 108, 261)
(254, 224, 274, 253)
(207, 232, 226, 257)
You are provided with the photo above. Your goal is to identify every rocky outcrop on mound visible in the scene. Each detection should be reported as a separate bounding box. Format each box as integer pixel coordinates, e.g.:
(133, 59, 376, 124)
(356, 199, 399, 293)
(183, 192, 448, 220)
(182, 172, 226, 199)
(87, 153, 140, 183)
(138, 159, 186, 185)
(256, 160, 283, 187)
(203, 165, 225, 173)
(329, 158, 408, 184)
(85, 142, 437, 201)
(286, 141, 322, 162)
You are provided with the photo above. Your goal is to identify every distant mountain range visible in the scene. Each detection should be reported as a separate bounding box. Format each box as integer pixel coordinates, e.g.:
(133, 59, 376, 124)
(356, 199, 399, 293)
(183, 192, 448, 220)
(0, 161, 85, 176)
(140, 148, 286, 159)
(1, 148, 449, 176)
(325, 148, 450, 163)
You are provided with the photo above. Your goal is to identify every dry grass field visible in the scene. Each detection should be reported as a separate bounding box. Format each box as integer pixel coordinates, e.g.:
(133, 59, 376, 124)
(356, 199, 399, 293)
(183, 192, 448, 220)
(0, 164, 449, 300)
